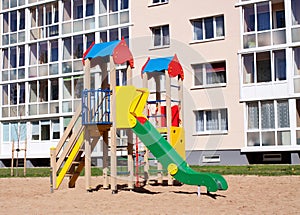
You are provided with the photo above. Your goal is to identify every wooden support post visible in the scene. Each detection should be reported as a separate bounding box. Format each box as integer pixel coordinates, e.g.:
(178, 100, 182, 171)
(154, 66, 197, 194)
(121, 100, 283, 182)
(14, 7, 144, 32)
(127, 131, 134, 189)
(101, 58, 109, 189)
(126, 64, 134, 189)
(84, 58, 92, 191)
(102, 131, 109, 189)
(50, 147, 57, 190)
(155, 75, 163, 184)
(110, 56, 117, 193)
(165, 71, 173, 186)
(85, 130, 92, 191)
(142, 73, 150, 184)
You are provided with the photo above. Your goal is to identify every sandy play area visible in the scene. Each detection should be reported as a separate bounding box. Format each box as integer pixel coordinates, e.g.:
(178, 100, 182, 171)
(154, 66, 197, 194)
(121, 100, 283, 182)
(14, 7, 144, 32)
(0, 175, 299, 214)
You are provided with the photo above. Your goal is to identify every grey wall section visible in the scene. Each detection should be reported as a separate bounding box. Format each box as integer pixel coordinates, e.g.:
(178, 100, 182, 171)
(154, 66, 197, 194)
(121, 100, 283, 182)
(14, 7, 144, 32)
(291, 153, 300, 164)
(186, 150, 249, 165)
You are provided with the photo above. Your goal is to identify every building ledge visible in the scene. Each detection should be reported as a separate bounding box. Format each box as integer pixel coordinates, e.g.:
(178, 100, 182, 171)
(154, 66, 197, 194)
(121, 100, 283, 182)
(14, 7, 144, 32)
(241, 146, 300, 153)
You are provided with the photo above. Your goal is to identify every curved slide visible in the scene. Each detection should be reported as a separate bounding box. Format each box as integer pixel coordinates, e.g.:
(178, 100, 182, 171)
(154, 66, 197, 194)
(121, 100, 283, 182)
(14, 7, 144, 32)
(132, 116, 228, 192)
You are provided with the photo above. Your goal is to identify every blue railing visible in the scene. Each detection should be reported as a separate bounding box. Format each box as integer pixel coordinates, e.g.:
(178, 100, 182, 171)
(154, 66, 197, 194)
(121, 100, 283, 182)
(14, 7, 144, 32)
(82, 89, 112, 125)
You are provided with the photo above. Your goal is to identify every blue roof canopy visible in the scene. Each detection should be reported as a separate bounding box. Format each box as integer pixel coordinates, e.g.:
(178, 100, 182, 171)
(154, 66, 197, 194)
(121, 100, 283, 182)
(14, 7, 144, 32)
(142, 57, 173, 73)
(84, 40, 120, 59)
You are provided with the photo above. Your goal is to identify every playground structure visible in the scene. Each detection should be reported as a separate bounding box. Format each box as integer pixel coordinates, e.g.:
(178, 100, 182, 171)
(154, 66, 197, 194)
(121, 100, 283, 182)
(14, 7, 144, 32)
(50, 39, 228, 193)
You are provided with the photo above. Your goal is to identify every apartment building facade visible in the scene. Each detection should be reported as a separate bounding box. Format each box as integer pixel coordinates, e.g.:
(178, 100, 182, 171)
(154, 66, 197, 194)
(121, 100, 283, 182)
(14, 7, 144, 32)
(237, 0, 300, 163)
(0, 0, 131, 166)
(0, 0, 299, 166)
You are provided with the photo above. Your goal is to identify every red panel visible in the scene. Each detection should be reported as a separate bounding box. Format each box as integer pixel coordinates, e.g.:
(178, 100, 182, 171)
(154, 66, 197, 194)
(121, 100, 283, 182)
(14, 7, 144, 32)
(171, 105, 179, 127)
(112, 38, 134, 68)
(160, 106, 166, 127)
(168, 54, 184, 80)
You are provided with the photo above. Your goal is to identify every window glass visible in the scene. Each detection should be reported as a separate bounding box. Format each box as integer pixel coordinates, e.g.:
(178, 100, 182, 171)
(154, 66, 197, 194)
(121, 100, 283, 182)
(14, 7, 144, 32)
(110, 0, 118, 12)
(244, 5, 255, 32)
(121, 0, 128, 9)
(19, 10, 25, 30)
(3, 123, 9, 142)
(193, 20, 203, 40)
(216, 16, 224, 37)
(19, 46, 25, 67)
(99, 0, 107, 14)
(73, 35, 83, 58)
(63, 0, 71, 21)
(274, 50, 286, 81)
(10, 47, 17, 68)
(292, 0, 300, 25)
(50, 40, 58, 62)
(39, 80, 48, 102)
(74, 0, 83, 19)
(41, 123, 50, 140)
(86, 0, 94, 16)
(19, 83, 25, 103)
(261, 101, 275, 129)
(3, 13, 9, 33)
(10, 11, 18, 32)
(50, 79, 59, 100)
(52, 120, 60, 139)
(257, 2, 270, 31)
(248, 102, 259, 129)
(204, 17, 213, 39)
(277, 101, 289, 128)
(32, 121, 39, 140)
(195, 111, 204, 132)
(256, 52, 271, 82)
(63, 38, 72, 60)
(29, 81, 37, 102)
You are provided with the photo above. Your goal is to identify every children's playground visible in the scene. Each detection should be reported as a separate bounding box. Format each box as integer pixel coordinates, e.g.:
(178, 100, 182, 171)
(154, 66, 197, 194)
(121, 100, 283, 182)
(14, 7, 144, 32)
(49, 39, 228, 194)
(2, 39, 300, 214)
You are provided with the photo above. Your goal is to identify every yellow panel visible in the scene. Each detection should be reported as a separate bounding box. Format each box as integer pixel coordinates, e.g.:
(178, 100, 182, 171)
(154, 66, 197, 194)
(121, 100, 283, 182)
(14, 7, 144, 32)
(56, 130, 85, 189)
(129, 88, 149, 118)
(115, 86, 138, 128)
(170, 127, 186, 160)
(115, 86, 149, 128)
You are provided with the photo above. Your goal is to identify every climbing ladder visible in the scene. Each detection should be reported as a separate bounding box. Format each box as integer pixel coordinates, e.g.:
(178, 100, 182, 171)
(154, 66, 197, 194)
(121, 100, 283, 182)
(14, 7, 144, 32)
(50, 89, 112, 189)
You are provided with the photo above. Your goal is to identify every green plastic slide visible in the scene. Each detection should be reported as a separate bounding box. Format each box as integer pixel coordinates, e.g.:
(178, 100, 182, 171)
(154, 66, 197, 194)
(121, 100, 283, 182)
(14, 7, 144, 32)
(132, 117, 228, 192)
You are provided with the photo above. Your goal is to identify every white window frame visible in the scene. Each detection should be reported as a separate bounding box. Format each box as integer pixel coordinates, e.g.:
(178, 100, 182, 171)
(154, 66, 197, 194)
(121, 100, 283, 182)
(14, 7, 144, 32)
(194, 108, 228, 135)
(192, 61, 227, 88)
(242, 49, 287, 85)
(150, 24, 170, 49)
(246, 100, 291, 147)
(148, 0, 168, 7)
(191, 15, 225, 43)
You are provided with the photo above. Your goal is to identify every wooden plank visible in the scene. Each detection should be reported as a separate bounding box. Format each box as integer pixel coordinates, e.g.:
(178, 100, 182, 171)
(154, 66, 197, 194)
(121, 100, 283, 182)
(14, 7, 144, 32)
(56, 126, 84, 170)
(110, 56, 117, 192)
(55, 108, 81, 155)
(56, 130, 85, 189)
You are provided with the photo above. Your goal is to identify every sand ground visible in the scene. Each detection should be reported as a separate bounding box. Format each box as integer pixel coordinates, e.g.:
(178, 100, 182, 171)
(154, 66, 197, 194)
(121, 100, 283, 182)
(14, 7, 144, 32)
(0, 175, 299, 214)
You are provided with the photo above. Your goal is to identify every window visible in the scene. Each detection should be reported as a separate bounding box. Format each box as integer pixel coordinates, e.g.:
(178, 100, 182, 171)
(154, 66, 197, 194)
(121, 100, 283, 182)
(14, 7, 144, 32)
(247, 100, 290, 147)
(31, 119, 60, 141)
(2, 122, 27, 143)
(195, 109, 228, 133)
(243, 1, 286, 48)
(192, 15, 224, 41)
(242, 50, 286, 84)
(193, 61, 226, 87)
(151, 25, 170, 47)
(152, 0, 168, 4)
